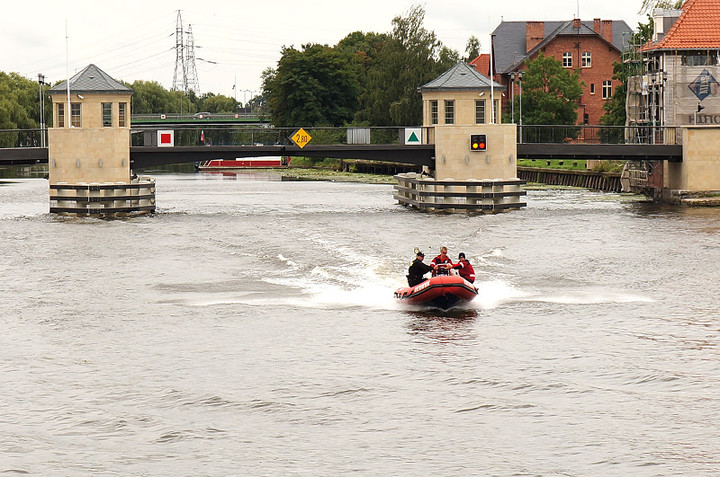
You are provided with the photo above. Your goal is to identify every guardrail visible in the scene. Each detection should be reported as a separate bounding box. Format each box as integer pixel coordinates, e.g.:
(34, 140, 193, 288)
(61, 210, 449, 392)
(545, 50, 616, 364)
(131, 126, 436, 148)
(0, 125, 685, 149)
(518, 125, 681, 145)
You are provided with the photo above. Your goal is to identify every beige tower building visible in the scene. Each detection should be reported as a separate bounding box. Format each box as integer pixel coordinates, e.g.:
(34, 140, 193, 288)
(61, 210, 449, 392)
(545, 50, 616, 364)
(47, 64, 154, 214)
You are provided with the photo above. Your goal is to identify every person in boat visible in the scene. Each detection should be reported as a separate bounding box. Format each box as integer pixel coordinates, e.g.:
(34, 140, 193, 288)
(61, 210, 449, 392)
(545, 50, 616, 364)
(407, 250, 434, 287)
(430, 246, 453, 275)
(453, 252, 476, 283)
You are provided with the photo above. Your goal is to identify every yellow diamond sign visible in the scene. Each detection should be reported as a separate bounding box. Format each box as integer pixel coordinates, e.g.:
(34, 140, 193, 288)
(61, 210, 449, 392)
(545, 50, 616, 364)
(291, 128, 312, 148)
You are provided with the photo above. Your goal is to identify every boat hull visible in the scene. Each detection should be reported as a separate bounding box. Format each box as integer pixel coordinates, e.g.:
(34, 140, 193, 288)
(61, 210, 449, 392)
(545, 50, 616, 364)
(394, 275, 478, 309)
(197, 157, 288, 169)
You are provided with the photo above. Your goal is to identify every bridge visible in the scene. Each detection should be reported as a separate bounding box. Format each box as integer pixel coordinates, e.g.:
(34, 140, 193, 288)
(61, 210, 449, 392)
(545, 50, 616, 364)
(0, 125, 684, 168)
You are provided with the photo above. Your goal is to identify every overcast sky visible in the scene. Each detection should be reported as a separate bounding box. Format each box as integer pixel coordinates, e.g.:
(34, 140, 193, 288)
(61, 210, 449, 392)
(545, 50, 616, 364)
(3, 0, 646, 102)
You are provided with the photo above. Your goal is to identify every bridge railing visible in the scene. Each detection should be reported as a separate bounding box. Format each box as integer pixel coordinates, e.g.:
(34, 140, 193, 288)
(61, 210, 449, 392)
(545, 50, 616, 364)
(519, 125, 681, 145)
(129, 126, 436, 148)
(131, 112, 266, 122)
(0, 125, 684, 149)
(0, 128, 45, 148)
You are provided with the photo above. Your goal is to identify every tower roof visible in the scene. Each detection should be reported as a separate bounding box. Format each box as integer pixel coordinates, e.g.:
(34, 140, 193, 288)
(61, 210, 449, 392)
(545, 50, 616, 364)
(49, 64, 133, 95)
(420, 62, 504, 92)
(645, 0, 720, 51)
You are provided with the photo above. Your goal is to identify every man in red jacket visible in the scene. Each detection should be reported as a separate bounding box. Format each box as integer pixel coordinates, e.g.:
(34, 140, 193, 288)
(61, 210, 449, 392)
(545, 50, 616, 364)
(430, 246, 453, 275)
(453, 252, 476, 283)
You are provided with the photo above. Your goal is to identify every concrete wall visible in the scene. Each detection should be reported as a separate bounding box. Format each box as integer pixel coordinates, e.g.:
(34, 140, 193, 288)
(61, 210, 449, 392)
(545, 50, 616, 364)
(48, 92, 132, 184)
(434, 124, 518, 180)
(665, 126, 720, 191)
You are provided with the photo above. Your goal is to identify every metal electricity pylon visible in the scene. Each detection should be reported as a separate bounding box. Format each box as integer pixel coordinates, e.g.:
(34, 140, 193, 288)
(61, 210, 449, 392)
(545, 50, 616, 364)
(172, 10, 186, 92)
(184, 24, 200, 94)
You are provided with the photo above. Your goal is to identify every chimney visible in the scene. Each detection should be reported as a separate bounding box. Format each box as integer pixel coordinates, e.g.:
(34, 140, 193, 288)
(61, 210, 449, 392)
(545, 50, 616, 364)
(526, 21, 545, 53)
(594, 18, 601, 34)
(602, 20, 613, 43)
(573, 18, 581, 30)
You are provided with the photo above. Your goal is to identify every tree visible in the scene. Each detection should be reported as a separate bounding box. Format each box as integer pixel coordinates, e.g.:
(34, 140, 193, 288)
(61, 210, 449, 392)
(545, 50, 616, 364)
(356, 5, 458, 126)
(465, 36, 481, 62)
(262, 43, 359, 127)
(510, 52, 584, 127)
(599, 15, 655, 134)
(197, 93, 238, 113)
(640, 0, 684, 13)
(0, 72, 45, 146)
(129, 80, 195, 114)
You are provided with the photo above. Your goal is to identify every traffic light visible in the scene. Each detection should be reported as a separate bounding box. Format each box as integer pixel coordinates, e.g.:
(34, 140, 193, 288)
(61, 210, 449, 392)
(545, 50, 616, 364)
(470, 134, 487, 151)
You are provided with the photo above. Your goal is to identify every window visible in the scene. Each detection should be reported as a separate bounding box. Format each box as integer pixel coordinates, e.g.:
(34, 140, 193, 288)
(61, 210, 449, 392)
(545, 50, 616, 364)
(70, 103, 81, 127)
(590, 83, 595, 95)
(119, 102, 127, 127)
(681, 51, 719, 66)
(563, 52, 573, 68)
(582, 52, 592, 67)
(57, 103, 65, 128)
(602, 80, 612, 99)
(475, 100, 485, 124)
(444, 100, 454, 124)
(102, 103, 112, 127)
(430, 100, 438, 124)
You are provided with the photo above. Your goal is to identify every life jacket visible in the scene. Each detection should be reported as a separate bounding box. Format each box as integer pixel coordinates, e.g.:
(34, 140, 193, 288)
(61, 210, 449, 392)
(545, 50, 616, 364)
(456, 259, 475, 283)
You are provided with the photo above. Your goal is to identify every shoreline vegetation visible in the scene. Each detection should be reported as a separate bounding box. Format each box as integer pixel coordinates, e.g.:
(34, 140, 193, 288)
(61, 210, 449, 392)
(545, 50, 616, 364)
(2, 157, 625, 189)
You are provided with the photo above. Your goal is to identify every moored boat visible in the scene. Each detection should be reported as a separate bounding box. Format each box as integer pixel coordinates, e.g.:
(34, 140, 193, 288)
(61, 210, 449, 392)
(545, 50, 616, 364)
(196, 156, 290, 170)
(394, 273, 478, 309)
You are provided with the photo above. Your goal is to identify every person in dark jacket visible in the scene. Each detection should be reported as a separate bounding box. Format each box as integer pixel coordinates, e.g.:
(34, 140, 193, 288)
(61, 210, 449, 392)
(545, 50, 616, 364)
(453, 252, 476, 283)
(407, 251, 434, 287)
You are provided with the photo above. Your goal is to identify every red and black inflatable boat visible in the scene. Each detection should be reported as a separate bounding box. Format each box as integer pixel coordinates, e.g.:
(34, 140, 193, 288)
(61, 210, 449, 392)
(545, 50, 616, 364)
(394, 274, 478, 309)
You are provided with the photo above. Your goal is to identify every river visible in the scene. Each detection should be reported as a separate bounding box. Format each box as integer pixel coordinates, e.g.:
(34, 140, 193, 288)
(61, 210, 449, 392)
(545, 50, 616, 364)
(1, 172, 720, 476)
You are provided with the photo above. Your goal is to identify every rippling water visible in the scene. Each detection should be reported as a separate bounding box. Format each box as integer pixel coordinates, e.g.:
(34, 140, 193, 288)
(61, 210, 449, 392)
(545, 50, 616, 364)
(2, 173, 720, 476)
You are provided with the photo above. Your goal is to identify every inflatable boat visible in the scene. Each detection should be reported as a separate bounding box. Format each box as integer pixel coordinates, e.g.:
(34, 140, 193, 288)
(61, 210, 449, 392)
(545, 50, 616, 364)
(394, 274, 478, 309)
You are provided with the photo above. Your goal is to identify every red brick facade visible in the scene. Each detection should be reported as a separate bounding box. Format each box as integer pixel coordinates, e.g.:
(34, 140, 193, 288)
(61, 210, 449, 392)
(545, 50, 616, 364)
(484, 19, 627, 126)
(530, 34, 621, 125)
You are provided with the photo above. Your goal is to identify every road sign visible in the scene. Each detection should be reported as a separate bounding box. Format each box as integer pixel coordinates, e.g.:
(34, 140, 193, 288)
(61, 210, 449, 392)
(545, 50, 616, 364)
(404, 128, 422, 145)
(291, 128, 312, 148)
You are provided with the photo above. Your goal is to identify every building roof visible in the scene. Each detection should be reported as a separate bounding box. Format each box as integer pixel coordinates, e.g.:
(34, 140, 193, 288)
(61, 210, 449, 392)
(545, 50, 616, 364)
(645, 0, 720, 51)
(420, 62, 504, 91)
(49, 64, 133, 95)
(492, 19, 632, 74)
(469, 54, 491, 77)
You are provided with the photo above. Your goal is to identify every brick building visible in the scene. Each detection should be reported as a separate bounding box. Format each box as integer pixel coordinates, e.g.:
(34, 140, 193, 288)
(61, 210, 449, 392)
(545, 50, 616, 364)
(477, 18, 631, 126)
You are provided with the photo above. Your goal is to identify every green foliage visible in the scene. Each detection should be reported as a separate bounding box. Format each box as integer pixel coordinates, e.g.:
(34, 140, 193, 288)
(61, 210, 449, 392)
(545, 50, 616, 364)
(599, 14, 654, 134)
(0, 72, 49, 146)
(128, 80, 195, 114)
(262, 43, 360, 127)
(197, 93, 238, 113)
(356, 5, 459, 126)
(507, 52, 584, 127)
(465, 36, 481, 62)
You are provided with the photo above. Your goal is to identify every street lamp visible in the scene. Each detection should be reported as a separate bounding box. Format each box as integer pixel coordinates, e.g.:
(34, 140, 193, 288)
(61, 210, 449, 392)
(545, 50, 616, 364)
(37, 74, 46, 148)
(517, 71, 524, 144)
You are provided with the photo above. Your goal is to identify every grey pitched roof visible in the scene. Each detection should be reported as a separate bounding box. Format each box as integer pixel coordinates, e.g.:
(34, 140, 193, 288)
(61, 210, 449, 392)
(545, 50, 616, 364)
(49, 64, 133, 95)
(420, 62, 504, 91)
(492, 20, 633, 74)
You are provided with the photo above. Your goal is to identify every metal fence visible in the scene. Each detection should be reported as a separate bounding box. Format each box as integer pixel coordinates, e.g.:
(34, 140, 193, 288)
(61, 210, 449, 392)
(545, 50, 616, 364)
(0, 125, 685, 149)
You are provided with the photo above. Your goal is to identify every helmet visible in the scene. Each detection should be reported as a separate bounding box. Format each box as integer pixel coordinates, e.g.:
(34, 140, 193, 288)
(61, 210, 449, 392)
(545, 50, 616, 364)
(458, 252, 466, 259)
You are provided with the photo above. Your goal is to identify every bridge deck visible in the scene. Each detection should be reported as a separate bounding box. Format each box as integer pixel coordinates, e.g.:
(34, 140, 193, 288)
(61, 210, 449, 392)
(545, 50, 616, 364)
(0, 143, 683, 167)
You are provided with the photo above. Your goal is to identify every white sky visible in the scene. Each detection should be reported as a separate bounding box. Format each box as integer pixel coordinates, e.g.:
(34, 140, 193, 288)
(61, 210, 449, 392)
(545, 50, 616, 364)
(3, 0, 646, 102)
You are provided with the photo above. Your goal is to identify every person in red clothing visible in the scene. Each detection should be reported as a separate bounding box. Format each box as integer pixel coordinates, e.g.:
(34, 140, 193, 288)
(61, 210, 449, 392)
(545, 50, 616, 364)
(430, 246, 453, 275)
(453, 252, 475, 283)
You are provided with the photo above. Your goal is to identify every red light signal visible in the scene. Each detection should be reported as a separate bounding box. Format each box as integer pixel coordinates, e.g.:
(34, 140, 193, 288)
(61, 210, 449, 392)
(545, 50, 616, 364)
(470, 134, 487, 151)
